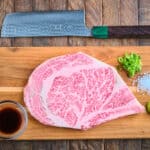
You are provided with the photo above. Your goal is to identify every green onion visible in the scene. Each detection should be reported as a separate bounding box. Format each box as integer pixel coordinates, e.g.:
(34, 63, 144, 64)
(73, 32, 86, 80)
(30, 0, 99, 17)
(117, 53, 142, 77)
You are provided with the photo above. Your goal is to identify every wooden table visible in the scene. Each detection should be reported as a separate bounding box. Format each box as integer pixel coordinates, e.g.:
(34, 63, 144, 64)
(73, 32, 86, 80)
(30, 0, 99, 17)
(0, 0, 150, 150)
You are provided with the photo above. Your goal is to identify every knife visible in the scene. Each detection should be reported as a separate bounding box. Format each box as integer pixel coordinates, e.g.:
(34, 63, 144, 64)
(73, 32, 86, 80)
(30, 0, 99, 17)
(1, 10, 150, 38)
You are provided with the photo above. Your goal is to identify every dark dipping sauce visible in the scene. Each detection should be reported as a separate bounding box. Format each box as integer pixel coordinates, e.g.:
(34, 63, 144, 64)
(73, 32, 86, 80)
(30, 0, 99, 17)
(0, 108, 22, 134)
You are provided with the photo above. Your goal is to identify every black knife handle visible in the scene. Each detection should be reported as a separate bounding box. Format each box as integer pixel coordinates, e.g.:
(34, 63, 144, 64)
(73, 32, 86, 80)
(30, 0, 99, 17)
(92, 25, 150, 38)
(109, 25, 150, 38)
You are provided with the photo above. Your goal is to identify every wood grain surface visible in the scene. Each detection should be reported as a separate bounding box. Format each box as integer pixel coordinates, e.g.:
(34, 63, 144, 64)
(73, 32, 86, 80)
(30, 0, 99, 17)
(0, 46, 150, 140)
(0, 0, 150, 149)
(13, 0, 32, 47)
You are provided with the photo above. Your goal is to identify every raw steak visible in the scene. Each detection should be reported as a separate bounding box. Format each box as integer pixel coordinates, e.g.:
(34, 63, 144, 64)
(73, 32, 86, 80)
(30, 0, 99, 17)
(24, 52, 145, 130)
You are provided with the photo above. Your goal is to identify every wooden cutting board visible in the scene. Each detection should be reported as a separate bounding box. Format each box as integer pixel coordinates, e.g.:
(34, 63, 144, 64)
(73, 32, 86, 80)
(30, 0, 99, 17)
(0, 46, 150, 140)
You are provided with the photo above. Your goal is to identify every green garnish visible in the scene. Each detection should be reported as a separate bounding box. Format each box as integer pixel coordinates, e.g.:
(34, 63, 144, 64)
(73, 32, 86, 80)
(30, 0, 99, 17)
(117, 53, 142, 77)
(146, 102, 150, 113)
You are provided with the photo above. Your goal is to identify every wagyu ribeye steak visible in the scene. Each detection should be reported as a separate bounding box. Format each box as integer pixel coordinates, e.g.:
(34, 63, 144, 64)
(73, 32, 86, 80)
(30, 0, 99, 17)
(24, 52, 145, 130)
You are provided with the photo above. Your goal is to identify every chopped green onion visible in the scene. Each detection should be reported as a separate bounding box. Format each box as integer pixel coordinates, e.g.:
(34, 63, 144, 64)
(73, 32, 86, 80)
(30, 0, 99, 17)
(117, 53, 142, 77)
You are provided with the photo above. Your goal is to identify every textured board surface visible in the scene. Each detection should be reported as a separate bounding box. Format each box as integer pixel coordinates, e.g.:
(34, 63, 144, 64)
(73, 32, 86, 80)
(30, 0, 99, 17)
(0, 46, 150, 140)
(0, 0, 150, 149)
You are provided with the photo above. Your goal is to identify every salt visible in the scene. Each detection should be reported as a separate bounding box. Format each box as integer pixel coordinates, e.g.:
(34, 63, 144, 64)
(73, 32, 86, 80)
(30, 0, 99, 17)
(136, 73, 150, 94)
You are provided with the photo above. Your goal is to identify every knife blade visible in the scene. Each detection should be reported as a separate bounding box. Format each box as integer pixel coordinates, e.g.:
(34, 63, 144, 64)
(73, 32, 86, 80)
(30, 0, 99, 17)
(1, 10, 150, 38)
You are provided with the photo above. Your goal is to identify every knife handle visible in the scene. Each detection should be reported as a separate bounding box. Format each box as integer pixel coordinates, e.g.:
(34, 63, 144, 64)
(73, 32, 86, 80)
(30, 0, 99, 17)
(92, 26, 150, 39)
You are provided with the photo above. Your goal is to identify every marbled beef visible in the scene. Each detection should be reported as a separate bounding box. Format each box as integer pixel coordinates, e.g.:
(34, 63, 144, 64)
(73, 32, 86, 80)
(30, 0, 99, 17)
(24, 52, 145, 130)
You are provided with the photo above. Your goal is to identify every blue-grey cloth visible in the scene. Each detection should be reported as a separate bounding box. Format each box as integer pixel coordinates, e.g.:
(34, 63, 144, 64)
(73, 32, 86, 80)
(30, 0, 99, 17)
(1, 10, 91, 37)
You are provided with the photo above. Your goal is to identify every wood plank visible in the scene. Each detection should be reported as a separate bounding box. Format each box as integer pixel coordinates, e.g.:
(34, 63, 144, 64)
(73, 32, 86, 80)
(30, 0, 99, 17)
(120, 0, 139, 45)
(139, 0, 150, 46)
(51, 140, 69, 150)
(13, 0, 32, 47)
(0, 1, 5, 28)
(70, 141, 88, 150)
(104, 140, 120, 150)
(119, 140, 141, 150)
(0, 0, 14, 46)
(12, 141, 32, 150)
(105, 139, 142, 150)
(86, 140, 104, 150)
(0, 46, 150, 140)
(105, 140, 142, 150)
(142, 139, 150, 150)
(102, 0, 121, 46)
(32, 141, 51, 150)
(69, 140, 104, 150)
(0, 141, 14, 150)
(49, 0, 68, 46)
(85, 0, 102, 46)
(32, 0, 50, 46)
(68, 0, 86, 46)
